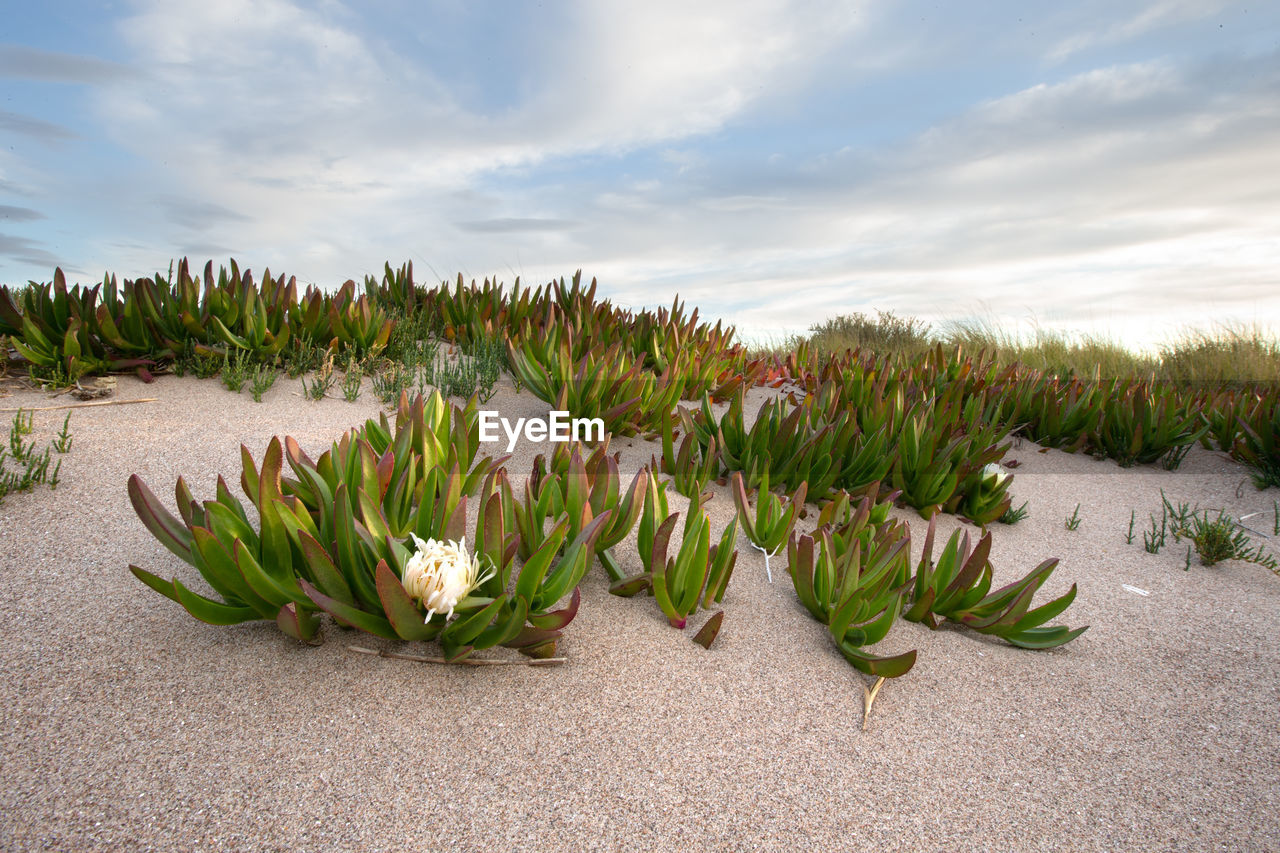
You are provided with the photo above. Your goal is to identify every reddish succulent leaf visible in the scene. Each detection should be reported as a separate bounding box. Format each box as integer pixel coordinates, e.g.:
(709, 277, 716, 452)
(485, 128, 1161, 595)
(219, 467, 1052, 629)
(527, 586, 581, 630)
(374, 558, 436, 642)
(691, 610, 724, 649)
(275, 603, 322, 643)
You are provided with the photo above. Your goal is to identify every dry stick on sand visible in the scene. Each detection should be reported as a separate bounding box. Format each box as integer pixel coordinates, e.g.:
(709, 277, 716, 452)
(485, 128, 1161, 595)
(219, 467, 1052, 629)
(0, 398, 158, 413)
(348, 645, 566, 667)
(863, 676, 888, 731)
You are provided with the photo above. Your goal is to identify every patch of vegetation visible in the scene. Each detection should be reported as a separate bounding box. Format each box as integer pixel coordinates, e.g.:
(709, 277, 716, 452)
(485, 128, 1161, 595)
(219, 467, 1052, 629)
(301, 352, 336, 401)
(999, 501, 1029, 525)
(0, 408, 72, 504)
(249, 363, 278, 402)
(341, 354, 363, 402)
(220, 349, 251, 394)
(806, 310, 933, 361)
(1171, 509, 1278, 572)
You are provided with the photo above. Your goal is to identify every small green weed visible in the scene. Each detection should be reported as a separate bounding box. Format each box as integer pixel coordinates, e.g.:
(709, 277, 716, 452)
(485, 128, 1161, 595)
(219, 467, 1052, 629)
(53, 413, 73, 453)
(384, 310, 440, 368)
(12, 408, 33, 439)
(1064, 503, 1081, 531)
(286, 336, 325, 379)
(372, 363, 413, 405)
(249, 364, 278, 402)
(221, 349, 251, 394)
(173, 341, 222, 380)
(430, 343, 501, 403)
(999, 501, 1030, 525)
(1144, 511, 1168, 554)
(28, 363, 71, 390)
(9, 409, 35, 460)
(302, 352, 336, 401)
(0, 409, 70, 504)
(341, 354, 363, 402)
(1172, 509, 1278, 571)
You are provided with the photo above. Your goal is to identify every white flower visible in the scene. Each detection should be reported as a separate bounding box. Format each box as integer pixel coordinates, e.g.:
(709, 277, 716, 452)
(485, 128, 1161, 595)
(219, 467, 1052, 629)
(982, 463, 1009, 487)
(401, 534, 493, 621)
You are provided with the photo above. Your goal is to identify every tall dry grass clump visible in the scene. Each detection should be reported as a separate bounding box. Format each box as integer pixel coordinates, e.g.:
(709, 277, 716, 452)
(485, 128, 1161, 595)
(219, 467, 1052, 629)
(938, 319, 1155, 380)
(805, 311, 933, 361)
(1158, 324, 1280, 388)
(802, 311, 1278, 388)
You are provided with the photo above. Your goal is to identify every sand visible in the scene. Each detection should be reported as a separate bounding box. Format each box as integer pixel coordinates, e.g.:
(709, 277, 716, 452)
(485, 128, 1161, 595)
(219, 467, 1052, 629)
(0, 373, 1277, 851)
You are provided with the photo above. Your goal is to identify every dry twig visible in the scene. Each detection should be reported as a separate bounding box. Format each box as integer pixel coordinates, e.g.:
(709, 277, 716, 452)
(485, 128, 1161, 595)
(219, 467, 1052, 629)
(347, 645, 565, 667)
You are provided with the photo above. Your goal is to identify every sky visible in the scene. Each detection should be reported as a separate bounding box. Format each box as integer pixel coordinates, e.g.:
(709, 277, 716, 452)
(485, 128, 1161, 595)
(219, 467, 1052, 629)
(1, 1, 1278, 349)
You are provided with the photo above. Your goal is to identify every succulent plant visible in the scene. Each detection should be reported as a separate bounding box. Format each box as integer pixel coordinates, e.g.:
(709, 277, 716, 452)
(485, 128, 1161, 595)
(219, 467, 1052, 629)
(128, 391, 605, 659)
(957, 462, 1014, 527)
(327, 279, 395, 356)
(611, 495, 738, 642)
(903, 516, 1088, 649)
(1019, 375, 1103, 452)
(127, 439, 324, 643)
(525, 441, 647, 578)
(655, 411, 718, 503)
(730, 469, 806, 582)
(365, 260, 419, 314)
(1233, 388, 1280, 488)
(1089, 380, 1207, 468)
(6, 269, 118, 380)
(786, 493, 915, 727)
(786, 495, 915, 677)
(208, 270, 292, 360)
(681, 391, 843, 498)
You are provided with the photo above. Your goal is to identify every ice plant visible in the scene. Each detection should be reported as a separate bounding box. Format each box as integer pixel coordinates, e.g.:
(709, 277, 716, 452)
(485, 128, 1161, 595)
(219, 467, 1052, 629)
(903, 516, 1088, 649)
(958, 461, 1014, 526)
(402, 534, 493, 621)
(981, 463, 1007, 485)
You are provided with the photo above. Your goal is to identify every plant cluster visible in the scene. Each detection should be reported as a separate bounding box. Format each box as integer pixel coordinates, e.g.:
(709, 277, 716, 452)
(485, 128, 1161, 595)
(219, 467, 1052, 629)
(0, 409, 71, 503)
(9, 258, 1275, 496)
(1214, 388, 1280, 488)
(0, 259, 398, 386)
(654, 412, 717, 503)
(610, 480, 737, 648)
(765, 342, 1267, 482)
(1173, 510, 1277, 570)
(677, 349, 1016, 523)
(519, 439, 646, 580)
(1133, 492, 1277, 573)
(903, 517, 1088, 649)
(492, 276, 751, 436)
(785, 495, 1087, 726)
(129, 391, 597, 658)
(731, 470, 805, 582)
(36, 259, 1264, 716)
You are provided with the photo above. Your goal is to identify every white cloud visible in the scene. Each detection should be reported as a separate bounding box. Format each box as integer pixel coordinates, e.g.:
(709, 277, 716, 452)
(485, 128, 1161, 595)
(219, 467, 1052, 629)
(550, 52, 1280, 346)
(102, 0, 863, 186)
(83, 0, 866, 281)
(1047, 0, 1233, 63)
(528, 0, 862, 147)
(7, 2, 1277, 351)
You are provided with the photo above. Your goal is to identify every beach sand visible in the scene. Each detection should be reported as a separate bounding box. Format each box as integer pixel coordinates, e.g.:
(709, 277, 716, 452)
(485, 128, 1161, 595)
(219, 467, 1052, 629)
(0, 374, 1277, 851)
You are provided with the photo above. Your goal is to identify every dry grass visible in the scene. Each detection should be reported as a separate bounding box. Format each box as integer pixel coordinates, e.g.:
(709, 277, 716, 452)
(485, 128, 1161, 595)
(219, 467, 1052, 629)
(1157, 323, 1280, 387)
(798, 311, 1278, 387)
(803, 311, 934, 361)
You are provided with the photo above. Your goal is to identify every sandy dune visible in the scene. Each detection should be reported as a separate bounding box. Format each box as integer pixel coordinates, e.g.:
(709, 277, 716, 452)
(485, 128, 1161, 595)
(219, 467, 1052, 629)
(1, 374, 1277, 851)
